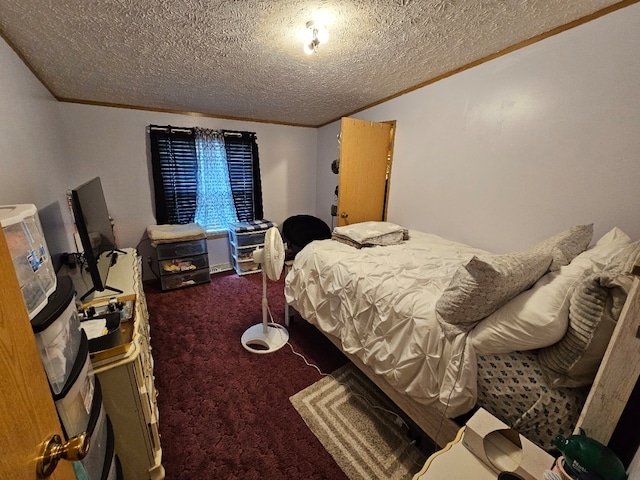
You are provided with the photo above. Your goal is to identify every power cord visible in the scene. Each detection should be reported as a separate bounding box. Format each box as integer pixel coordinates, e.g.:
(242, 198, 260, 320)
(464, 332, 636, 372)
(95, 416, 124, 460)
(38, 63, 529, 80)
(286, 341, 408, 428)
(268, 300, 472, 466)
(266, 303, 407, 428)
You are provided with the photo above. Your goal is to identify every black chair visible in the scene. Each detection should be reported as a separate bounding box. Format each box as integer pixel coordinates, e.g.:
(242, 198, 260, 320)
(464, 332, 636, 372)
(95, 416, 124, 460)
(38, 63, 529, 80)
(282, 214, 331, 258)
(282, 215, 331, 326)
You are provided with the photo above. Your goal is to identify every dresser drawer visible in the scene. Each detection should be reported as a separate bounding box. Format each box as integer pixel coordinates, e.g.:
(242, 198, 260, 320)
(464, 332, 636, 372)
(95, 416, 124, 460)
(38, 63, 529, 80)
(230, 230, 267, 247)
(159, 253, 209, 276)
(156, 239, 207, 260)
(233, 244, 259, 262)
(160, 267, 210, 290)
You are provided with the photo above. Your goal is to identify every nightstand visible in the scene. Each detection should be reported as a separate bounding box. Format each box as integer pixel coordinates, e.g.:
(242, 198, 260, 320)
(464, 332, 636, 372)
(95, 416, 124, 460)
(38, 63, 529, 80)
(412, 427, 498, 480)
(413, 408, 554, 480)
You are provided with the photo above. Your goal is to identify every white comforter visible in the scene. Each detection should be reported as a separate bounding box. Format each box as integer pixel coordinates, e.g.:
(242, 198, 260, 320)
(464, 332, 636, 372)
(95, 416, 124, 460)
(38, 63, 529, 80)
(284, 231, 490, 417)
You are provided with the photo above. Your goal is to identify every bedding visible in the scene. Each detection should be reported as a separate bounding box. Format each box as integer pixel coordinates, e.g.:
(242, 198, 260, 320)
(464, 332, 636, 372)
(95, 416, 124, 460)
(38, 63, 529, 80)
(284, 225, 592, 418)
(331, 221, 408, 248)
(285, 230, 487, 416)
(284, 222, 640, 452)
(538, 239, 640, 387)
(469, 227, 633, 354)
(146, 223, 206, 247)
(476, 351, 588, 449)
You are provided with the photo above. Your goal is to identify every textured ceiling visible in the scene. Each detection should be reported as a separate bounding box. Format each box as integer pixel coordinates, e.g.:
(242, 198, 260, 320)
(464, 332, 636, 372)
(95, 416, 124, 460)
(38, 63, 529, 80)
(0, 0, 628, 127)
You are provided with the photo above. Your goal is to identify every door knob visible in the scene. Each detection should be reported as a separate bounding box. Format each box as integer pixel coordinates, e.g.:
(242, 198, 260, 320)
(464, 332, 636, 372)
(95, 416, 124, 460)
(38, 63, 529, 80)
(37, 433, 90, 478)
(340, 212, 348, 219)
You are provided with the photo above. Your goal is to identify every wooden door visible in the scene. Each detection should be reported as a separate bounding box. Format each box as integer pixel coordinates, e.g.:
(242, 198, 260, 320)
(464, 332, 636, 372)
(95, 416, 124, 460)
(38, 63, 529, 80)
(0, 230, 74, 480)
(337, 117, 396, 226)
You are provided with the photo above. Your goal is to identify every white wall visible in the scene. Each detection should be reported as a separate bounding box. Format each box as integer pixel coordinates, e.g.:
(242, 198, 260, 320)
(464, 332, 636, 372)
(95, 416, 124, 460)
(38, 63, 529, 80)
(0, 38, 75, 257)
(317, 3, 640, 254)
(56, 104, 317, 272)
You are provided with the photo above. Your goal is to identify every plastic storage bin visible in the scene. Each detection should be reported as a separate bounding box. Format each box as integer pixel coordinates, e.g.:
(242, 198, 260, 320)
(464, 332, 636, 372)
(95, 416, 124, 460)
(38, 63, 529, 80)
(30, 276, 81, 395)
(0, 204, 57, 318)
(54, 332, 94, 438)
(231, 257, 260, 274)
(160, 268, 211, 291)
(156, 238, 207, 259)
(231, 230, 267, 247)
(81, 379, 108, 480)
(102, 422, 118, 480)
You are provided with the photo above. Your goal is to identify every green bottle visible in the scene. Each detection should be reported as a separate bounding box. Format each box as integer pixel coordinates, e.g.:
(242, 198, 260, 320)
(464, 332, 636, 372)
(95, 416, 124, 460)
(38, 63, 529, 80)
(554, 431, 627, 480)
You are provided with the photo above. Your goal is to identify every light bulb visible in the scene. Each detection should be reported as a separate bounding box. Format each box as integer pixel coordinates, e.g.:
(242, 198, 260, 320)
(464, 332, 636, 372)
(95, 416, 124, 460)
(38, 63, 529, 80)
(303, 41, 316, 55)
(302, 20, 328, 54)
(304, 25, 315, 44)
(317, 27, 329, 44)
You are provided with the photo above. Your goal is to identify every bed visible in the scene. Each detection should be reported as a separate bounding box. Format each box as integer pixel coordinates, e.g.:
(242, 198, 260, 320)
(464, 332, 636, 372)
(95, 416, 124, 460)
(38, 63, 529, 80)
(284, 222, 640, 450)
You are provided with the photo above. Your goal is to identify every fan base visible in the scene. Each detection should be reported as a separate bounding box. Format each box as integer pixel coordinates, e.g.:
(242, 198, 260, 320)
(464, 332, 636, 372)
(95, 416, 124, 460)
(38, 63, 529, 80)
(241, 322, 289, 354)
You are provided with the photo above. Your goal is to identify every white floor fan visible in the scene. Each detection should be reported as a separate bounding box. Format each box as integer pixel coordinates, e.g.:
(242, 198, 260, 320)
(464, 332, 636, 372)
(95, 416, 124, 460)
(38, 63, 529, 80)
(241, 226, 290, 354)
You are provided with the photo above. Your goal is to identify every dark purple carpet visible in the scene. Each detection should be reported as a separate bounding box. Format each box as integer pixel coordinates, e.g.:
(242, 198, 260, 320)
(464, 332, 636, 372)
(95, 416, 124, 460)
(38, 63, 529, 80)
(144, 271, 349, 479)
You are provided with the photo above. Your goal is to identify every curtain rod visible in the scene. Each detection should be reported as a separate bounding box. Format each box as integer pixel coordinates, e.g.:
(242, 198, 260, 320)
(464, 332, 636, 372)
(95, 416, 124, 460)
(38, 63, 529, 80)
(149, 125, 256, 138)
(222, 129, 256, 137)
(149, 125, 193, 134)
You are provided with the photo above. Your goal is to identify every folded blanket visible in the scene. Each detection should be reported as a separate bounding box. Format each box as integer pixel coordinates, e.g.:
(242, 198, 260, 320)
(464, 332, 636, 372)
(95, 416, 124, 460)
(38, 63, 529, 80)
(147, 223, 206, 247)
(332, 221, 408, 248)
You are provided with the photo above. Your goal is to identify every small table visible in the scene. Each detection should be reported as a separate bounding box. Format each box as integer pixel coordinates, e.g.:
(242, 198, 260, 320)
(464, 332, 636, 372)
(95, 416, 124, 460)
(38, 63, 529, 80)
(412, 427, 499, 480)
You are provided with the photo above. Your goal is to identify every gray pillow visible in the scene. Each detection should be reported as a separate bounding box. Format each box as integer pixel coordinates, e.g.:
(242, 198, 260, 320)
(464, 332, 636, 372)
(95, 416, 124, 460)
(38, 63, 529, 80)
(532, 224, 593, 271)
(538, 240, 640, 387)
(538, 272, 615, 388)
(435, 250, 552, 339)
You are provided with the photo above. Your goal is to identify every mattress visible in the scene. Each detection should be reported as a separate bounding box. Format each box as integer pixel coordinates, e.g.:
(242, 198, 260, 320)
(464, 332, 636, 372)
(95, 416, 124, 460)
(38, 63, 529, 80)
(284, 230, 490, 417)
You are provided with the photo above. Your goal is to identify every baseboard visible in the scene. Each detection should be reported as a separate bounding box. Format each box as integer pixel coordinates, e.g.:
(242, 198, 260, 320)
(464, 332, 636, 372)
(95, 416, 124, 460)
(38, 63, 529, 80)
(210, 263, 232, 274)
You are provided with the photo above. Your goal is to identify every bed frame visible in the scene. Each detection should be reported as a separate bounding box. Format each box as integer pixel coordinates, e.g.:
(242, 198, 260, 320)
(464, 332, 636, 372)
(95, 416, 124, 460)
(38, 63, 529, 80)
(287, 273, 640, 449)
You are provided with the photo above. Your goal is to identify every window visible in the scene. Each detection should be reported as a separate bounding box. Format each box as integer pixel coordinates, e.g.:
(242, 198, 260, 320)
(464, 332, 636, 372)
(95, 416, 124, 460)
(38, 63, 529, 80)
(149, 125, 263, 233)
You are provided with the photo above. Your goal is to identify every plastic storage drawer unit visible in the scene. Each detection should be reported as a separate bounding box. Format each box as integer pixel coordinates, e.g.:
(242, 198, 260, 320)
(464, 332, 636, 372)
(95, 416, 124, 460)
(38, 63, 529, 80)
(228, 221, 276, 276)
(156, 238, 210, 291)
(77, 378, 108, 480)
(31, 276, 82, 395)
(53, 332, 94, 438)
(0, 204, 57, 318)
(102, 424, 120, 480)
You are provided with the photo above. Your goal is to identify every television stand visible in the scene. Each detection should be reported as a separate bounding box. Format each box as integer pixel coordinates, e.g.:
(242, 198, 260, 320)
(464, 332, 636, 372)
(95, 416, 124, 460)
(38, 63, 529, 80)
(79, 283, 124, 302)
(61, 248, 137, 304)
(107, 248, 127, 266)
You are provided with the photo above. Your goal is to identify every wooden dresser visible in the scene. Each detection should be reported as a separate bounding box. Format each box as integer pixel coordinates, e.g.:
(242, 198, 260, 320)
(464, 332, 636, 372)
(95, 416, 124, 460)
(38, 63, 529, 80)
(69, 249, 164, 480)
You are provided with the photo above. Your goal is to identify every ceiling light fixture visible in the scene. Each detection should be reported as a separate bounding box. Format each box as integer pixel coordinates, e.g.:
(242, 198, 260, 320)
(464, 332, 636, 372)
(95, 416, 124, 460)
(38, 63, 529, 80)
(303, 21, 329, 55)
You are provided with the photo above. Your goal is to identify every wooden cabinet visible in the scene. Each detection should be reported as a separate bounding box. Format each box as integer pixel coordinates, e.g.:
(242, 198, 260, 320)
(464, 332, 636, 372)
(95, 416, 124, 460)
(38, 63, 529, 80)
(336, 117, 396, 226)
(156, 239, 210, 291)
(77, 250, 165, 480)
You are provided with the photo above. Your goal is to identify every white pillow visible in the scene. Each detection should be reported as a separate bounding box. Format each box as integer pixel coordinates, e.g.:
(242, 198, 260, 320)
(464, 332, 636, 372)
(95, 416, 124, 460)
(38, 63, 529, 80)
(469, 227, 632, 354)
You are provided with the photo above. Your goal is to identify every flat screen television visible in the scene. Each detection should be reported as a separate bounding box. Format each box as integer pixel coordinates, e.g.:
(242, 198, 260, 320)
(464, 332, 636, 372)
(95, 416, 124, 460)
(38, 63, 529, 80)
(70, 177, 124, 300)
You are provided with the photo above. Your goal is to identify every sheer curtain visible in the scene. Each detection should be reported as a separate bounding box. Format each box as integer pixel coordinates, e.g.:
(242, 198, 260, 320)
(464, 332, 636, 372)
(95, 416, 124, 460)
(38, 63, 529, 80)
(194, 128, 238, 232)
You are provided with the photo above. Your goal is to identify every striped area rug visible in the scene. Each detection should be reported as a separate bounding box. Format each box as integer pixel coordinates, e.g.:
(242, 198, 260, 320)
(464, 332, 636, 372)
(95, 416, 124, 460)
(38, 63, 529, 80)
(290, 364, 427, 480)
